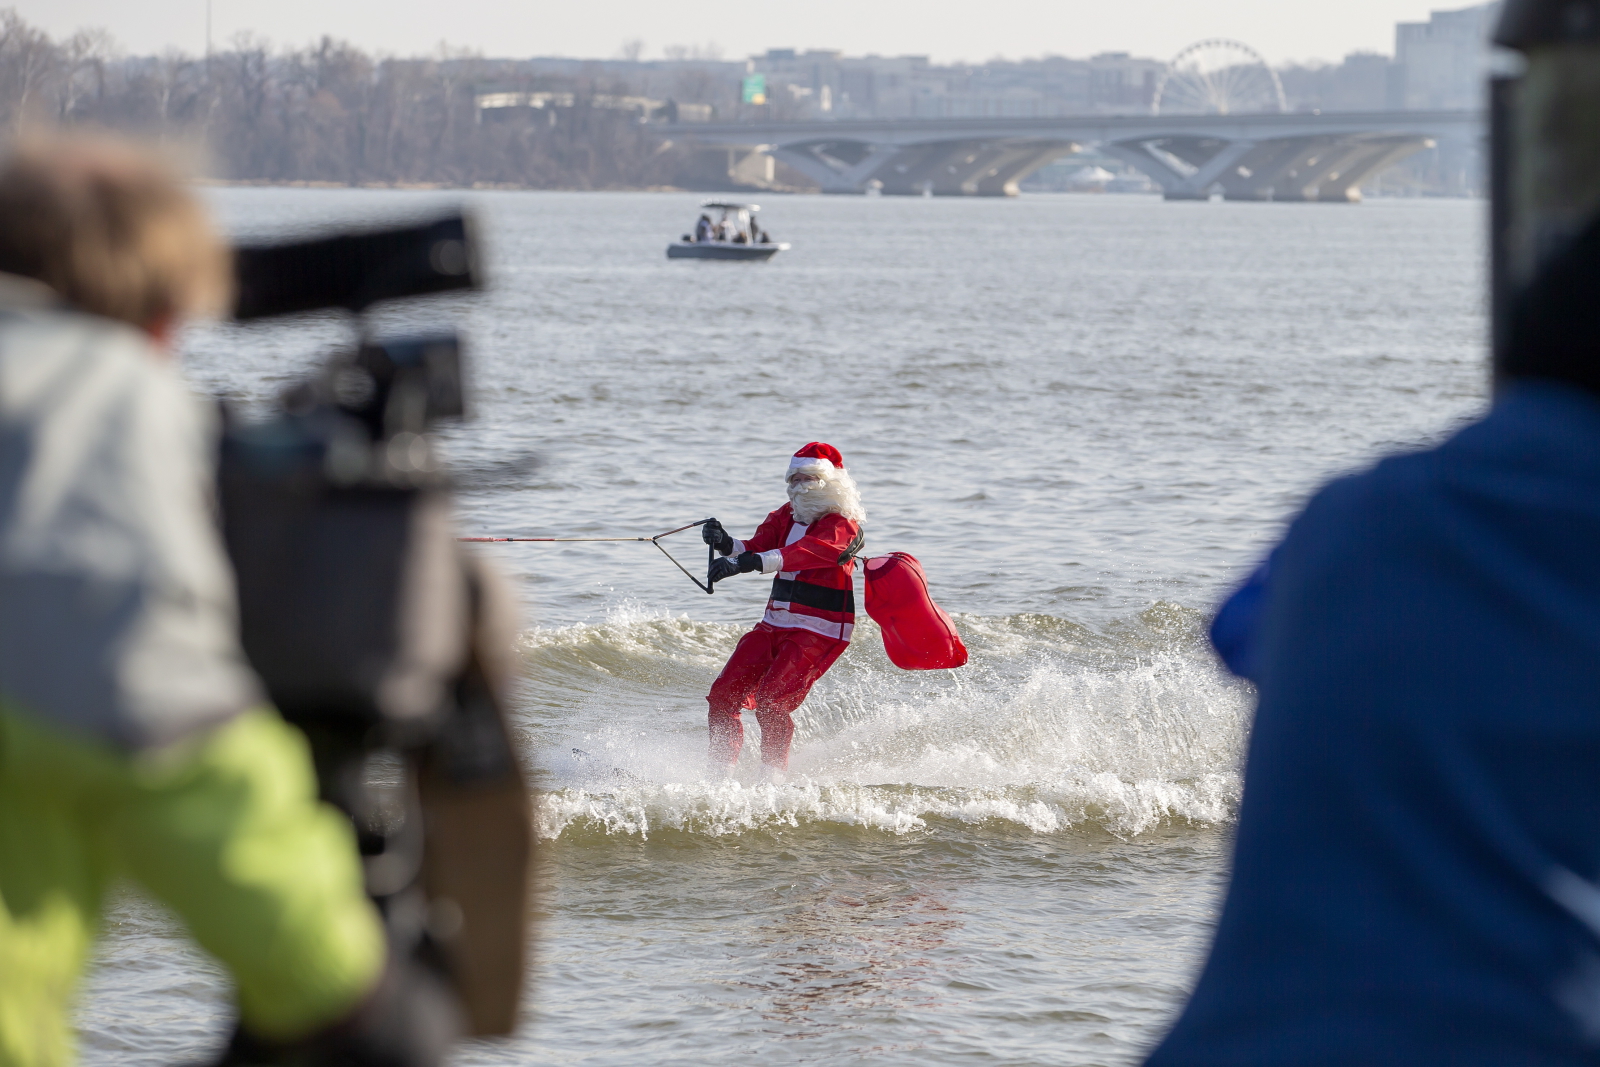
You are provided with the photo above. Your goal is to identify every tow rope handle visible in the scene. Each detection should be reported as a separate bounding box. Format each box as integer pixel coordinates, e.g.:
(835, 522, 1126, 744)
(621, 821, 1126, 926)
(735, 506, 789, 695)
(647, 518, 716, 596)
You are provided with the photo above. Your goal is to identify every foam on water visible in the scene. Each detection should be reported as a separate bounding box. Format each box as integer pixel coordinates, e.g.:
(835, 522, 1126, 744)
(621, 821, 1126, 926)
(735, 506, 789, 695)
(524, 602, 1250, 841)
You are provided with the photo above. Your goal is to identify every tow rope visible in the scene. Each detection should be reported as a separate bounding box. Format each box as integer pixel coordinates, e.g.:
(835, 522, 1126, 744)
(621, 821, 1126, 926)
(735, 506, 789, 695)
(459, 519, 716, 594)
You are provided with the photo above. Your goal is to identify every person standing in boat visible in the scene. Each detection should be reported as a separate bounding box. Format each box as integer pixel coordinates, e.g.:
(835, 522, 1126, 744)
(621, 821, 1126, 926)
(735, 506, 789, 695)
(702, 443, 866, 776)
(694, 213, 713, 243)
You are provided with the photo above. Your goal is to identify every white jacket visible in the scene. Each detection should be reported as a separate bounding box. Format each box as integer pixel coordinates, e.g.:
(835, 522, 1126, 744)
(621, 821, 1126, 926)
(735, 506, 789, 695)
(0, 275, 260, 749)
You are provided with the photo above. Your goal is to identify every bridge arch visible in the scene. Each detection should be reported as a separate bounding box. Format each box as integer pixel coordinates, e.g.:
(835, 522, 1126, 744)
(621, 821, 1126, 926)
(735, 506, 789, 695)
(666, 111, 1476, 200)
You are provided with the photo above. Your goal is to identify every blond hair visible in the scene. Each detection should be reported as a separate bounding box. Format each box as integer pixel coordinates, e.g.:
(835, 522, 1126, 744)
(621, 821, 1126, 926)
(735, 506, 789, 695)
(0, 136, 230, 328)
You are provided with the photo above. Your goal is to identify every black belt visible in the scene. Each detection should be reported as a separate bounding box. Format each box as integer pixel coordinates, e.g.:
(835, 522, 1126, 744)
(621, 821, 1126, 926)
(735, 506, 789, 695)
(770, 577, 854, 614)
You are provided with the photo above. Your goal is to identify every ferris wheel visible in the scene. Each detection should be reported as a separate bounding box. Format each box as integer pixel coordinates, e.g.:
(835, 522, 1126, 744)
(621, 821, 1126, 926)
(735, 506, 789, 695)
(1152, 39, 1287, 116)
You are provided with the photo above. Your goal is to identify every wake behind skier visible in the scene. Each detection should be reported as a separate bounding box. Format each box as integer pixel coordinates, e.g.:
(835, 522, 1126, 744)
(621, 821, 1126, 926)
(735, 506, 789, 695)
(702, 443, 866, 775)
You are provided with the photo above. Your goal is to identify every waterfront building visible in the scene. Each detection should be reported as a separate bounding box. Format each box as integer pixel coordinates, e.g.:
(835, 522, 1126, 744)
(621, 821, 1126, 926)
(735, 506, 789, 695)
(1391, 2, 1501, 110)
(743, 49, 1166, 121)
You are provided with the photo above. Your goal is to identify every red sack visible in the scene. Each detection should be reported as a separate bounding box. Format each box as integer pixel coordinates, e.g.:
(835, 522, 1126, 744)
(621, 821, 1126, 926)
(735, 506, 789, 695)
(863, 552, 968, 670)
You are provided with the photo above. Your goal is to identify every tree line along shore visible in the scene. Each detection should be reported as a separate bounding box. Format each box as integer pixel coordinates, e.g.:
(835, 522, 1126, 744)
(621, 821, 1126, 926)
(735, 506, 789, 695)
(0, 9, 750, 191)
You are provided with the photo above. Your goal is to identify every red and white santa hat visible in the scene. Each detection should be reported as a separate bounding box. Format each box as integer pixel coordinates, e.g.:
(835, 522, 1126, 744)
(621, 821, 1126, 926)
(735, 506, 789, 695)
(788, 441, 844, 476)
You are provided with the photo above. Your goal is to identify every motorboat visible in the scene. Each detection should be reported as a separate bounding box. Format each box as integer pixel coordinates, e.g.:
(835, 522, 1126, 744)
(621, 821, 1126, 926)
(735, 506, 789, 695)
(668, 201, 789, 260)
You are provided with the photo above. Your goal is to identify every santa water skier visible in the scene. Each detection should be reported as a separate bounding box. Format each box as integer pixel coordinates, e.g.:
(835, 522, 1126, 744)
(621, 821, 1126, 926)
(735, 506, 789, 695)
(702, 442, 867, 775)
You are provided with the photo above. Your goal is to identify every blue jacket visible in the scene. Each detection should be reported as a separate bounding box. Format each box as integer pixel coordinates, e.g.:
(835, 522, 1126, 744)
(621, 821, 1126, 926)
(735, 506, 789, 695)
(1151, 381, 1600, 1065)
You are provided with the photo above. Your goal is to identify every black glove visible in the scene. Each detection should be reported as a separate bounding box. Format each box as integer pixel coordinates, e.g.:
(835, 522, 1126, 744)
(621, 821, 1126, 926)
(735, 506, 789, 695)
(708, 551, 763, 585)
(701, 518, 735, 555)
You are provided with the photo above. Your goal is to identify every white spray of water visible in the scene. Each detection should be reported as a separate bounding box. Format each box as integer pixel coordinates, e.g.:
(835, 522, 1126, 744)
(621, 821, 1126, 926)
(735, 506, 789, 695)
(524, 603, 1251, 841)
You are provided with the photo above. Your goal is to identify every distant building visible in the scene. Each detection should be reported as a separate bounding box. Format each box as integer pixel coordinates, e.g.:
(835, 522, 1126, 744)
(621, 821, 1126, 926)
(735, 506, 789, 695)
(1391, 2, 1500, 109)
(494, 55, 747, 122)
(501, 17, 1492, 132)
(747, 48, 1164, 121)
(1278, 52, 1392, 112)
(752, 48, 842, 115)
(752, 51, 959, 120)
(838, 55, 940, 119)
(474, 90, 667, 124)
(1086, 53, 1164, 111)
(1336, 52, 1394, 111)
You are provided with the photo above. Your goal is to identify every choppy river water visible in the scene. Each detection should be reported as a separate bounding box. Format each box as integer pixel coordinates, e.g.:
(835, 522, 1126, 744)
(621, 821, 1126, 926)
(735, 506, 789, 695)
(75, 188, 1484, 1066)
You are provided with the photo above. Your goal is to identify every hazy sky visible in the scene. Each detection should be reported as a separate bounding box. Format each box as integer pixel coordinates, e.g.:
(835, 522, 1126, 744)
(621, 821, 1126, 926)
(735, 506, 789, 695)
(21, 0, 1462, 66)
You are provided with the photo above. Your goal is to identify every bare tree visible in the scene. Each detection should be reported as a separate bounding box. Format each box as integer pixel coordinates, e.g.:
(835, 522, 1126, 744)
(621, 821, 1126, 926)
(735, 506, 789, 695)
(55, 28, 115, 121)
(151, 49, 200, 134)
(0, 11, 58, 130)
(0, 8, 712, 190)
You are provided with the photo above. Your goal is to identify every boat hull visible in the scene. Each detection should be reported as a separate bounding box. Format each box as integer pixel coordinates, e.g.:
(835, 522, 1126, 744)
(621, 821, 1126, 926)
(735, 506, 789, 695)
(667, 242, 787, 261)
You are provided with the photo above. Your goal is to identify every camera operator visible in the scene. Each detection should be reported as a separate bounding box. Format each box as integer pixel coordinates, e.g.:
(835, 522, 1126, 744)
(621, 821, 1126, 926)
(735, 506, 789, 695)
(0, 137, 454, 1067)
(1145, 6, 1600, 1063)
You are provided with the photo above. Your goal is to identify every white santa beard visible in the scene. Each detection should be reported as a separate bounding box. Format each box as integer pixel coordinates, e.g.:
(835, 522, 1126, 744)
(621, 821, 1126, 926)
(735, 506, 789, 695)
(787, 470, 866, 524)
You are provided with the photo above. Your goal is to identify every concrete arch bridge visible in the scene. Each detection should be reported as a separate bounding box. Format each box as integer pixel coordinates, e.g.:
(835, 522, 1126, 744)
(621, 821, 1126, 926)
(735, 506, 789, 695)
(670, 110, 1480, 201)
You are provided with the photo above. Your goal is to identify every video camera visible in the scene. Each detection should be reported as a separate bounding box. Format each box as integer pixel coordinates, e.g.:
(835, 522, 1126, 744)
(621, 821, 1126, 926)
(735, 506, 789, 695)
(217, 214, 531, 1043)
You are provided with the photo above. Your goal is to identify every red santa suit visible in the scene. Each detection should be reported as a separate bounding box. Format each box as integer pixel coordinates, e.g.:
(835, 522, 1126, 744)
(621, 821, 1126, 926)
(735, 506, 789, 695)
(708, 444, 865, 771)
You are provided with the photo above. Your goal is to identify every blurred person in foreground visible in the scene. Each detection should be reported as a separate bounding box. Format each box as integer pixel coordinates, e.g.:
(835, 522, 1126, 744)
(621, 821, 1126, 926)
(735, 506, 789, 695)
(1146, 12, 1600, 1063)
(0, 138, 451, 1067)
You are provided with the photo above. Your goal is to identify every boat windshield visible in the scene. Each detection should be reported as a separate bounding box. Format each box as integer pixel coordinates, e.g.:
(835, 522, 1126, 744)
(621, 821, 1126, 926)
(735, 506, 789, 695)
(691, 203, 766, 245)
